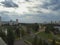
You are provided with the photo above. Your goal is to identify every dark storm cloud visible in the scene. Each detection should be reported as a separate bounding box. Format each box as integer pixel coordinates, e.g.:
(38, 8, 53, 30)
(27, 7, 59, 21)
(41, 0, 60, 11)
(0, 0, 18, 8)
(0, 11, 20, 21)
(25, 0, 29, 1)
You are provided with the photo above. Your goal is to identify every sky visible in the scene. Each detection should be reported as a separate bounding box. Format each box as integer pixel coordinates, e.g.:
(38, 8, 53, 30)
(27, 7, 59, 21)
(0, 0, 60, 23)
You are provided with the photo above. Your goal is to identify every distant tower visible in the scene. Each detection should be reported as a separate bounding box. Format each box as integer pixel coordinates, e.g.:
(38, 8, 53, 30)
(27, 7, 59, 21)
(55, 21, 57, 24)
(16, 19, 18, 24)
(9, 20, 13, 25)
(51, 21, 53, 24)
(0, 16, 2, 26)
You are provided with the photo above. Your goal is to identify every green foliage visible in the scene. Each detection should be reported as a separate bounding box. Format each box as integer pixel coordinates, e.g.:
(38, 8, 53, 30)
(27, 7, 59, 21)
(0, 30, 7, 43)
(32, 35, 38, 45)
(34, 23, 39, 32)
(21, 29, 25, 37)
(45, 25, 55, 33)
(43, 40, 48, 45)
(38, 38, 43, 45)
(7, 29, 15, 45)
(26, 27, 31, 34)
(15, 27, 20, 38)
(51, 39, 56, 45)
(38, 32, 53, 39)
(30, 23, 39, 32)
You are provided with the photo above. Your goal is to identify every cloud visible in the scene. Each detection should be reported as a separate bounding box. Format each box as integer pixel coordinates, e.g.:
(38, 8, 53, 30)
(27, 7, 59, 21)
(0, 0, 60, 23)
(41, 0, 60, 11)
(25, 0, 30, 2)
(0, 11, 60, 23)
(0, 11, 46, 23)
(0, 0, 18, 8)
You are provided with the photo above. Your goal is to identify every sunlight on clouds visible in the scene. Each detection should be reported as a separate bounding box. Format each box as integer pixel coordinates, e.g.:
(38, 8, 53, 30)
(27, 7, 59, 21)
(0, 6, 15, 12)
(0, 0, 60, 23)
(15, 7, 29, 14)
(0, 0, 58, 15)
(40, 8, 52, 13)
(0, 0, 4, 2)
(0, 0, 44, 15)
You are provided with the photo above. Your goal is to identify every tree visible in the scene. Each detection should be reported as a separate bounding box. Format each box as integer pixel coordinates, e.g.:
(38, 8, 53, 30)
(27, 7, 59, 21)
(0, 30, 7, 43)
(38, 38, 43, 45)
(45, 26, 50, 33)
(7, 29, 15, 45)
(21, 29, 25, 37)
(26, 27, 30, 34)
(43, 40, 48, 45)
(34, 23, 39, 32)
(45, 25, 55, 33)
(15, 27, 20, 38)
(51, 39, 56, 45)
(32, 35, 38, 45)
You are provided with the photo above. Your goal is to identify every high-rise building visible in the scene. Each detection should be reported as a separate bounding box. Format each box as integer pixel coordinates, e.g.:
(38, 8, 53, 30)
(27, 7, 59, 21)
(9, 20, 13, 25)
(16, 19, 19, 24)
